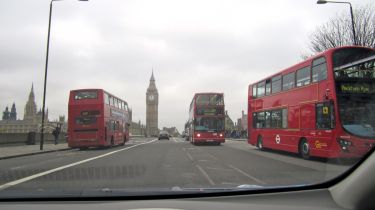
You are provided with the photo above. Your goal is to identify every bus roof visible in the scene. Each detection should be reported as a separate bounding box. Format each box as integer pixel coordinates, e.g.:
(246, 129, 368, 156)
(248, 45, 373, 86)
(70, 88, 127, 103)
(194, 92, 224, 97)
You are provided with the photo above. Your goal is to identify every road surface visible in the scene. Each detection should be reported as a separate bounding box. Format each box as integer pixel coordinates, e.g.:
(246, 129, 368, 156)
(0, 137, 353, 197)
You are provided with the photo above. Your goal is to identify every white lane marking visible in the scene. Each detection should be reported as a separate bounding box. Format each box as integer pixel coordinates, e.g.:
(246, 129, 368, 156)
(206, 167, 233, 172)
(173, 138, 178, 143)
(228, 164, 266, 185)
(186, 152, 194, 161)
(0, 139, 158, 191)
(196, 165, 215, 186)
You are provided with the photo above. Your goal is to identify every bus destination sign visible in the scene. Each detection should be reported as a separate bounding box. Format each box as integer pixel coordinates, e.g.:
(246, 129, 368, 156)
(339, 83, 372, 94)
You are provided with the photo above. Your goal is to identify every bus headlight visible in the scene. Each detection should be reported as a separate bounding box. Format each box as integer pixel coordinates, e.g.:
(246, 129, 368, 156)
(219, 133, 223, 137)
(338, 139, 352, 151)
(338, 139, 352, 146)
(197, 133, 201, 137)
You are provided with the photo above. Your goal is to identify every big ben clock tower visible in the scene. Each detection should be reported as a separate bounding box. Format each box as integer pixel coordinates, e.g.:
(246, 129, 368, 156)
(146, 72, 159, 137)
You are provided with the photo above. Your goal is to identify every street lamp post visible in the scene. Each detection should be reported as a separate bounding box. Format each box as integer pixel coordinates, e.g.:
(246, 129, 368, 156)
(317, 0, 357, 46)
(40, 0, 88, 150)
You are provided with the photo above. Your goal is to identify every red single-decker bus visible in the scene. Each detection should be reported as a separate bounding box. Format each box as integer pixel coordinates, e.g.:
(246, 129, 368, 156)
(188, 93, 225, 145)
(248, 46, 375, 159)
(68, 89, 130, 149)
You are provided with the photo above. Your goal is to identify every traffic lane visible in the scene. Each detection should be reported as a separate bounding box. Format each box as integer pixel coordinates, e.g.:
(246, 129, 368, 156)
(0, 138, 152, 186)
(197, 140, 351, 186)
(0, 138, 349, 197)
(224, 139, 353, 171)
(0, 138, 212, 195)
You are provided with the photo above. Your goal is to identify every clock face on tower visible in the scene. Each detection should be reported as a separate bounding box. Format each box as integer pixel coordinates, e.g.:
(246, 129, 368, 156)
(148, 94, 154, 101)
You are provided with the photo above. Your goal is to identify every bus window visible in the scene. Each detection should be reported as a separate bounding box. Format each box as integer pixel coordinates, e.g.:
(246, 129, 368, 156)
(256, 112, 265, 128)
(196, 95, 210, 105)
(257, 81, 265, 97)
(271, 110, 282, 128)
(110, 120, 119, 130)
(104, 93, 109, 105)
(282, 108, 288, 129)
(296, 66, 311, 87)
(312, 57, 327, 82)
(115, 98, 119, 108)
(109, 96, 113, 106)
(265, 80, 271, 95)
(74, 90, 98, 100)
(76, 117, 96, 125)
(265, 111, 271, 128)
(252, 113, 257, 128)
(252, 85, 257, 98)
(271, 75, 282, 94)
(282, 72, 295, 91)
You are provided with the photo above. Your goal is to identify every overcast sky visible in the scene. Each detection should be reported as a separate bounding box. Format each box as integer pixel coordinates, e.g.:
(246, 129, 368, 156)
(0, 0, 372, 132)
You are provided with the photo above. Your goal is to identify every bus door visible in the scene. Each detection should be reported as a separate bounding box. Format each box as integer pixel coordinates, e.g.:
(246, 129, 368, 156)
(314, 101, 335, 152)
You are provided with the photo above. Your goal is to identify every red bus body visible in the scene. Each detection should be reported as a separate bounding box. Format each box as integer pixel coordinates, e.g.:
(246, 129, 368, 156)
(68, 89, 130, 149)
(188, 93, 225, 145)
(248, 46, 375, 159)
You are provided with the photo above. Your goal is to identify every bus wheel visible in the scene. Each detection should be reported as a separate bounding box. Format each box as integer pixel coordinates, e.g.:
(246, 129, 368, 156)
(120, 136, 126, 146)
(299, 138, 310, 159)
(257, 136, 264, 151)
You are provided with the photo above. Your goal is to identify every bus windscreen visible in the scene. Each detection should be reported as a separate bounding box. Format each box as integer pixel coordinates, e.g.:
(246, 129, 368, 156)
(194, 117, 224, 131)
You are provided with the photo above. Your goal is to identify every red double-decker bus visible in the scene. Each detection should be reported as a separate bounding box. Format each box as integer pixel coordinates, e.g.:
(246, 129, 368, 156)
(68, 89, 130, 149)
(188, 93, 225, 145)
(248, 46, 375, 159)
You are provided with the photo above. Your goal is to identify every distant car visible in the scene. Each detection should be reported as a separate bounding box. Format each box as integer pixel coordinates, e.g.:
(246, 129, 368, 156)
(158, 131, 170, 140)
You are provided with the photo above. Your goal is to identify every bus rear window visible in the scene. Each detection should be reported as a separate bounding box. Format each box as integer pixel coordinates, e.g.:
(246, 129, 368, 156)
(75, 117, 97, 125)
(74, 91, 98, 100)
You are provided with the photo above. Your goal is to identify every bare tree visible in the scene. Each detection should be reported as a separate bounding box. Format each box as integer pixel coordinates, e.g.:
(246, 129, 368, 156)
(308, 4, 375, 54)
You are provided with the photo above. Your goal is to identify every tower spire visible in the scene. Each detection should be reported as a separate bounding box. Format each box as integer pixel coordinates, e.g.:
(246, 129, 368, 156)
(150, 69, 155, 81)
(24, 83, 37, 120)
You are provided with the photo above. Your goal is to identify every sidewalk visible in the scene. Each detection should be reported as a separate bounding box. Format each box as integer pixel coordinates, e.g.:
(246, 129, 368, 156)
(0, 143, 71, 160)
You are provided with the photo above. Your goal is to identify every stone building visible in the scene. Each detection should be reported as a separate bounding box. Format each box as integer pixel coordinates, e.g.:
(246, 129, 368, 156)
(225, 110, 235, 132)
(0, 84, 55, 134)
(146, 72, 159, 137)
(130, 120, 146, 136)
(237, 110, 248, 131)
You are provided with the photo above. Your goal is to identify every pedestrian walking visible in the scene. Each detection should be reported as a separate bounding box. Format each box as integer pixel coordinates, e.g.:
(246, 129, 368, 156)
(52, 127, 60, 145)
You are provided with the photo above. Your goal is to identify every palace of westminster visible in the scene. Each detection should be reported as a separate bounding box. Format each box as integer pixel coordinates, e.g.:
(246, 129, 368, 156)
(0, 84, 63, 134)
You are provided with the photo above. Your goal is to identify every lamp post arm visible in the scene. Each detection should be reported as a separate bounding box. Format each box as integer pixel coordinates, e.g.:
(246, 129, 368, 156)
(319, 1, 357, 45)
